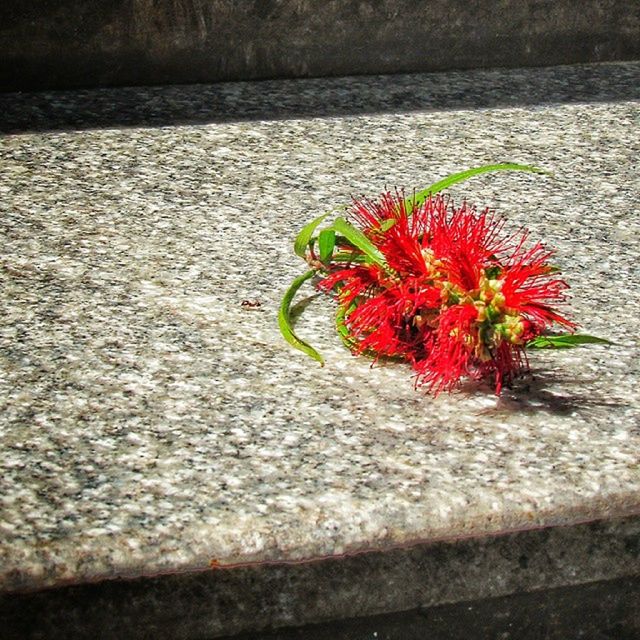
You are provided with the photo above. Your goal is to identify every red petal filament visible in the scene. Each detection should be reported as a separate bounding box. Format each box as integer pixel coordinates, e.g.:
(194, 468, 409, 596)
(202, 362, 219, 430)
(318, 192, 574, 394)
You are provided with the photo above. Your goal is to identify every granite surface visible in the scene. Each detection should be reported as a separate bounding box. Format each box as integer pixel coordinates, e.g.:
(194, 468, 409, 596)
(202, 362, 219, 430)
(1, 61, 639, 596)
(2, 60, 640, 134)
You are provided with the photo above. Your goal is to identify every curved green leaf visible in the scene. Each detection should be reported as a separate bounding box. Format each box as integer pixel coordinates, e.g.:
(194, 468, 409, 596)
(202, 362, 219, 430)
(294, 213, 329, 258)
(407, 163, 550, 212)
(330, 217, 388, 269)
(527, 333, 612, 349)
(335, 303, 357, 351)
(318, 229, 336, 263)
(278, 270, 324, 364)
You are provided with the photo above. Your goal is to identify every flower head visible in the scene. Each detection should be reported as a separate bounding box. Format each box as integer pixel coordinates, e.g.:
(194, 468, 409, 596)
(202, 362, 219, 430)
(318, 192, 575, 394)
(279, 164, 609, 396)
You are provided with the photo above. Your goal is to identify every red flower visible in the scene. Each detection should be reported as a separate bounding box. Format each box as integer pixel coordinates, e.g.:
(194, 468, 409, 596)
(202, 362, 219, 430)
(318, 192, 575, 394)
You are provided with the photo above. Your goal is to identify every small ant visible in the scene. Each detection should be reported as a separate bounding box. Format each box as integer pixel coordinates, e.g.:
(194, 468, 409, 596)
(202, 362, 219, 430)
(241, 299, 262, 308)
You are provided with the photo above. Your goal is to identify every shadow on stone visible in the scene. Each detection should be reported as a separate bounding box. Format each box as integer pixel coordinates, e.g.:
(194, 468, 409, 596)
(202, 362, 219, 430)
(220, 575, 640, 640)
(491, 367, 629, 417)
(1, 62, 639, 134)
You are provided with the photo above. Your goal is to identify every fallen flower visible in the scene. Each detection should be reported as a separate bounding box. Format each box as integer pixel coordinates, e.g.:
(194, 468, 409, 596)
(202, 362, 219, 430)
(279, 163, 610, 394)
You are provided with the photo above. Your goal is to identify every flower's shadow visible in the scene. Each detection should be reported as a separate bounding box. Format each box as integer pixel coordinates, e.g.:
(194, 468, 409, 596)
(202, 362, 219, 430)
(286, 298, 624, 420)
(477, 368, 626, 417)
(4, 62, 637, 134)
(289, 293, 322, 324)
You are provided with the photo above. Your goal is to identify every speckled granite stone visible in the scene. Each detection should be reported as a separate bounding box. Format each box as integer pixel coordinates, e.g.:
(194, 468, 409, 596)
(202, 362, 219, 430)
(0, 61, 639, 616)
(2, 60, 640, 134)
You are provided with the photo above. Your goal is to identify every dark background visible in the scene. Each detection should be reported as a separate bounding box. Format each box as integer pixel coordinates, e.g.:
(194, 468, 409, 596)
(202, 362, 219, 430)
(1, 0, 639, 91)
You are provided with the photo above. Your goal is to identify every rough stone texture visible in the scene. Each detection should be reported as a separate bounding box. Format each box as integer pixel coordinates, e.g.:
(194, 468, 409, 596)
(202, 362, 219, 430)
(2, 61, 640, 134)
(0, 0, 638, 90)
(2, 517, 639, 639)
(0, 61, 639, 634)
(222, 575, 640, 640)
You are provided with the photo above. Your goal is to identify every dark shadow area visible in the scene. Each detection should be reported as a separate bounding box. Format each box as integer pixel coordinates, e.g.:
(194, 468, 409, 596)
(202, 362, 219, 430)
(221, 575, 640, 640)
(1, 61, 639, 134)
(2, 1, 637, 93)
(2, 516, 638, 639)
(289, 293, 321, 324)
(491, 366, 630, 417)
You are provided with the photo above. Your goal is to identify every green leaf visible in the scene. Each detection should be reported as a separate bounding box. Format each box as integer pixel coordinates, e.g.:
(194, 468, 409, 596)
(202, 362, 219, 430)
(406, 163, 550, 212)
(278, 270, 324, 364)
(335, 303, 374, 356)
(318, 229, 336, 263)
(527, 333, 613, 349)
(332, 251, 367, 263)
(335, 304, 356, 351)
(485, 265, 502, 279)
(294, 213, 329, 258)
(330, 217, 388, 269)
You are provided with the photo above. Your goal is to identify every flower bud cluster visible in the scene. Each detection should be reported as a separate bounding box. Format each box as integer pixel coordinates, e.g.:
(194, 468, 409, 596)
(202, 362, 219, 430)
(317, 193, 574, 393)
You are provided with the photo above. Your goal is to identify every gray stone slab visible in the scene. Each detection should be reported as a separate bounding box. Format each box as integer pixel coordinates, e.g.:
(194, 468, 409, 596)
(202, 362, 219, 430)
(0, 0, 638, 90)
(2, 61, 640, 134)
(0, 60, 639, 634)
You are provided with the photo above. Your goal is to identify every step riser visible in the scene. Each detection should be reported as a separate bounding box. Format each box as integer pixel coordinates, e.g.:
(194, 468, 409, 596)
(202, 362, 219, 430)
(1, 0, 639, 90)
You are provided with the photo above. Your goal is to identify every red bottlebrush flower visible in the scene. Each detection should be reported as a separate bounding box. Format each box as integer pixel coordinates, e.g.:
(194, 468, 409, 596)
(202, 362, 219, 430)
(318, 192, 575, 394)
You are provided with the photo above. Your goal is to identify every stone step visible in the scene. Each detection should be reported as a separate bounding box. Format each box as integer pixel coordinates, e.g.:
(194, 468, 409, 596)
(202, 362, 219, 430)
(0, 0, 638, 90)
(1, 60, 639, 638)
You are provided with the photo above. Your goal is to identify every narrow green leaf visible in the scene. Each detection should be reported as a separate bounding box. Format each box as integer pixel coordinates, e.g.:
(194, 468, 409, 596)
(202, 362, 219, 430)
(330, 217, 388, 269)
(294, 213, 329, 258)
(278, 270, 324, 364)
(332, 252, 367, 263)
(335, 304, 356, 351)
(332, 234, 367, 256)
(318, 229, 336, 263)
(527, 333, 612, 349)
(335, 303, 374, 356)
(406, 163, 550, 212)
